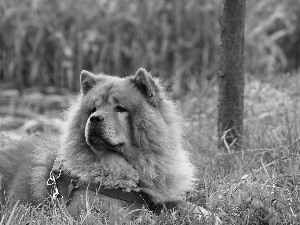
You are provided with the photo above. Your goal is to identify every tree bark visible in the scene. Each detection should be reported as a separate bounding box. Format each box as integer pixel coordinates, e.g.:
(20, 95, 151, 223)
(218, 0, 245, 152)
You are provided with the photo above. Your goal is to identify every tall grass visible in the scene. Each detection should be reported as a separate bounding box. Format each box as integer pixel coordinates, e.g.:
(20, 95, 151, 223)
(0, 0, 220, 92)
(1, 0, 299, 93)
(245, 0, 297, 74)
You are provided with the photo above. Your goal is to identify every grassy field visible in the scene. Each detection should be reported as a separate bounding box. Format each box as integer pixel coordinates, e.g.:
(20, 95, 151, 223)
(1, 73, 300, 224)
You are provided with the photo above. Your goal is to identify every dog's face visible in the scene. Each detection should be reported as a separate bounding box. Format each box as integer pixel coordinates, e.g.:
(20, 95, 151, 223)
(79, 69, 164, 161)
(83, 79, 131, 155)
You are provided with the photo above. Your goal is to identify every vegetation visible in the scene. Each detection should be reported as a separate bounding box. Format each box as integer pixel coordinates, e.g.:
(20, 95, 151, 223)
(1, 0, 300, 91)
(183, 74, 300, 224)
(1, 0, 300, 224)
(0, 199, 221, 225)
(0, 0, 220, 92)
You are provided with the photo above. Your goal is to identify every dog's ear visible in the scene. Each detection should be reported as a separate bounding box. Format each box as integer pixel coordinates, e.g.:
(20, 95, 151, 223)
(133, 68, 158, 106)
(80, 70, 98, 95)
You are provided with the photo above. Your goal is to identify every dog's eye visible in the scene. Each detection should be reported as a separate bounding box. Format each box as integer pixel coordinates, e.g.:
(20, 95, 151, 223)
(91, 107, 96, 113)
(115, 105, 127, 113)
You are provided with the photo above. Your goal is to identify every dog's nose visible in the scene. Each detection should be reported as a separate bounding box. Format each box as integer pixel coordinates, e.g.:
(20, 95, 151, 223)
(90, 115, 104, 123)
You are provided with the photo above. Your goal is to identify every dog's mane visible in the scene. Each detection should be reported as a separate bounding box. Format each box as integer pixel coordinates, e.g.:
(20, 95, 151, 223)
(134, 78, 196, 202)
(56, 75, 195, 202)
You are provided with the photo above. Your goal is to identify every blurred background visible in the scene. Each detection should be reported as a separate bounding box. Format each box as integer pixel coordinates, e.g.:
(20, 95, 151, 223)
(1, 0, 300, 170)
(1, 0, 299, 92)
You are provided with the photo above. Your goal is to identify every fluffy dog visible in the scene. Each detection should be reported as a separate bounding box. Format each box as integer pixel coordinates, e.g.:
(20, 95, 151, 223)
(0, 68, 221, 224)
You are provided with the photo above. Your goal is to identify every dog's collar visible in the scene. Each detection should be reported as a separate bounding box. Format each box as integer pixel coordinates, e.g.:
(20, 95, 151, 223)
(46, 168, 163, 212)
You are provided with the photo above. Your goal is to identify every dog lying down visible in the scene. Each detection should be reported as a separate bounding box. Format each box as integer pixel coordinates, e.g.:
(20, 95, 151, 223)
(0, 68, 222, 224)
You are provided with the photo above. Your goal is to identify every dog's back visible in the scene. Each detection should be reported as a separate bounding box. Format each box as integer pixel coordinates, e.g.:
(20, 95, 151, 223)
(0, 134, 58, 205)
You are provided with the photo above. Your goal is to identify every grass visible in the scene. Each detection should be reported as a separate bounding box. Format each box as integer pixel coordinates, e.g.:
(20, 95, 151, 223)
(0, 197, 220, 224)
(182, 73, 300, 223)
(0, 0, 220, 91)
(1, 73, 300, 224)
(1, 0, 300, 92)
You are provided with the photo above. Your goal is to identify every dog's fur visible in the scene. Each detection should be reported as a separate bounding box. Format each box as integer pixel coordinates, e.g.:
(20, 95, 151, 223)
(0, 68, 221, 223)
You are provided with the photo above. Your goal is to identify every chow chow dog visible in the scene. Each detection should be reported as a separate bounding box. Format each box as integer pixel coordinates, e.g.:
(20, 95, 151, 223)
(0, 68, 221, 224)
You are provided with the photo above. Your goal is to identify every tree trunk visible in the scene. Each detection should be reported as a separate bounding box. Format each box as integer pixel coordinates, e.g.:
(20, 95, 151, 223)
(218, 0, 246, 152)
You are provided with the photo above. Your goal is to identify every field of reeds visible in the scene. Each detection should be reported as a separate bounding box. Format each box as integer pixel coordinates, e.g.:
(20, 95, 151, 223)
(1, 0, 300, 91)
(1, 0, 300, 224)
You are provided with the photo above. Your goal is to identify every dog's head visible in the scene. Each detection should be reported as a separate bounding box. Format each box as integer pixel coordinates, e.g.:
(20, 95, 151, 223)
(61, 68, 195, 202)
(80, 69, 170, 159)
